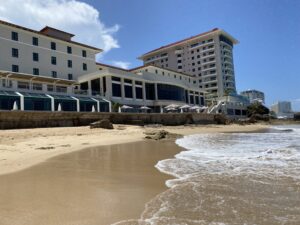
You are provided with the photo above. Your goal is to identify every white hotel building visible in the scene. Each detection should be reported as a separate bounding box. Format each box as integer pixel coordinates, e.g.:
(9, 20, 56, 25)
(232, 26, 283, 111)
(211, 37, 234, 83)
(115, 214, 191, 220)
(0, 19, 206, 113)
(138, 28, 239, 103)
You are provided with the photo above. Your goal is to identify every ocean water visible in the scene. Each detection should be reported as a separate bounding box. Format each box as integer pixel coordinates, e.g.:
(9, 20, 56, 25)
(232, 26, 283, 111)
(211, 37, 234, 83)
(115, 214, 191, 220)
(114, 125, 300, 225)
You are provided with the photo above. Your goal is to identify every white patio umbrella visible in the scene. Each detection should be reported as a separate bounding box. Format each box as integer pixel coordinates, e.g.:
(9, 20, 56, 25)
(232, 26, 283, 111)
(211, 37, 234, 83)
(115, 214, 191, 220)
(160, 107, 164, 114)
(57, 103, 62, 112)
(179, 105, 191, 109)
(190, 105, 201, 110)
(140, 106, 151, 110)
(121, 105, 133, 109)
(118, 106, 121, 113)
(12, 101, 18, 111)
(165, 104, 179, 109)
(180, 108, 183, 113)
(167, 107, 177, 111)
(91, 105, 96, 112)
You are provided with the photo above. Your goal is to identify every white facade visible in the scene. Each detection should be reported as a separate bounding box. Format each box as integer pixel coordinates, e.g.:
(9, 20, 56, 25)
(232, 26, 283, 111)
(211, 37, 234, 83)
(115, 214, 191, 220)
(240, 89, 265, 104)
(0, 20, 109, 113)
(0, 20, 100, 81)
(78, 64, 206, 112)
(138, 28, 238, 103)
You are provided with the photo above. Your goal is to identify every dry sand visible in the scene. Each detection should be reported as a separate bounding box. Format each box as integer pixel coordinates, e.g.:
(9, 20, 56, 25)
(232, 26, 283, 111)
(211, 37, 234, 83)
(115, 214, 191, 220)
(0, 124, 269, 176)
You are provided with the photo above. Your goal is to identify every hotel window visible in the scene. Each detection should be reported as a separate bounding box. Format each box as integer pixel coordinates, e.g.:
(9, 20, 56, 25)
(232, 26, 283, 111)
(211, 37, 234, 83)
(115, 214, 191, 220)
(51, 42, 56, 50)
(112, 83, 121, 97)
(51, 56, 57, 65)
(52, 71, 57, 78)
(47, 85, 54, 92)
(67, 46, 72, 54)
(178, 65, 182, 69)
(12, 48, 19, 58)
(32, 83, 42, 91)
(33, 68, 39, 75)
(82, 50, 87, 57)
(83, 63, 87, 71)
(135, 86, 143, 99)
(124, 79, 132, 84)
(56, 86, 67, 93)
(112, 76, 121, 82)
(32, 37, 39, 46)
(125, 85, 133, 98)
(68, 60, 72, 68)
(145, 83, 155, 100)
(33, 52, 39, 62)
(12, 65, 19, 72)
(157, 84, 185, 102)
(11, 32, 18, 41)
(18, 81, 30, 89)
(68, 74, 73, 80)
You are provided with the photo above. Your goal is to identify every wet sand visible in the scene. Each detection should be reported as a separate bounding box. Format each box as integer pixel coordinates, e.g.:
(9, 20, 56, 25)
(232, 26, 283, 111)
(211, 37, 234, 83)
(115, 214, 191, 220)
(0, 140, 181, 225)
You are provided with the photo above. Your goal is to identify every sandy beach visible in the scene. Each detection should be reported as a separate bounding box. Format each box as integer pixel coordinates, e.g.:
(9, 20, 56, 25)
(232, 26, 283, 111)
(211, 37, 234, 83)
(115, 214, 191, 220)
(0, 123, 271, 225)
(0, 124, 269, 175)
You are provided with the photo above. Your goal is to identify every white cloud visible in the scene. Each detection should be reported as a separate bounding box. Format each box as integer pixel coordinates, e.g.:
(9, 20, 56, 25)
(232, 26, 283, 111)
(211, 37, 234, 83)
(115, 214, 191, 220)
(0, 0, 120, 52)
(112, 61, 131, 70)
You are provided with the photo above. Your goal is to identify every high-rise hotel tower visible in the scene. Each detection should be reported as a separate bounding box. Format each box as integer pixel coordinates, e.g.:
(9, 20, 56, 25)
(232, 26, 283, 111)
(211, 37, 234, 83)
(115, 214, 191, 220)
(138, 28, 238, 103)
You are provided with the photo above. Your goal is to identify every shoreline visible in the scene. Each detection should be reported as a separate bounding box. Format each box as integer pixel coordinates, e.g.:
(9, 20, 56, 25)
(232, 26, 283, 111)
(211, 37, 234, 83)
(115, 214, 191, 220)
(0, 140, 183, 225)
(0, 123, 269, 176)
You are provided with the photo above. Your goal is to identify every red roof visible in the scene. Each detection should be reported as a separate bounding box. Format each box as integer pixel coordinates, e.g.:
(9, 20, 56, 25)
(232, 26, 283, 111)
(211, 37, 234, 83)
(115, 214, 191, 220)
(130, 65, 194, 78)
(96, 62, 129, 72)
(96, 62, 194, 77)
(40, 26, 75, 37)
(140, 28, 220, 57)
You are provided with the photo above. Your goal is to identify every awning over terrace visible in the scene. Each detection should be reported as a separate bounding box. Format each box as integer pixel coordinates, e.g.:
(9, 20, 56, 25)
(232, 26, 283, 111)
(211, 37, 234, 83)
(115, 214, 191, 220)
(19, 92, 51, 111)
(0, 70, 79, 86)
(0, 90, 21, 110)
(49, 95, 77, 111)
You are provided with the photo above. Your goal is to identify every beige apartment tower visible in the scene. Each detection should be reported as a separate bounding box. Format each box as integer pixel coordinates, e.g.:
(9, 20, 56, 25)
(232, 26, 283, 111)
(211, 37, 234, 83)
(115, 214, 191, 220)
(138, 28, 238, 103)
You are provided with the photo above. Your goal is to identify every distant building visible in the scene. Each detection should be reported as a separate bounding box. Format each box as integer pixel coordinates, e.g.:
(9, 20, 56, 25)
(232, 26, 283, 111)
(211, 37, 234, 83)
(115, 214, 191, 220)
(240, 89, 265, 104)
(271, 101, 293, 118)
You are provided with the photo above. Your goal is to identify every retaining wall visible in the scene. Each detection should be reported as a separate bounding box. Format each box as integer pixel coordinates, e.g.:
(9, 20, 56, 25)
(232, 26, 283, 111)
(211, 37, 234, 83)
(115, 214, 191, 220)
(0, 111, 222, 129)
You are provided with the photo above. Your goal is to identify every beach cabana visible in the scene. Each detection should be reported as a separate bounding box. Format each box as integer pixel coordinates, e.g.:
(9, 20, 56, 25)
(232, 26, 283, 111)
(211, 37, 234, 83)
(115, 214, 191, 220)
(140, 106, 151, 113)
(0, 90, 20, 110)
(50, 95, 77, 112)
(20, 92, 51, 111)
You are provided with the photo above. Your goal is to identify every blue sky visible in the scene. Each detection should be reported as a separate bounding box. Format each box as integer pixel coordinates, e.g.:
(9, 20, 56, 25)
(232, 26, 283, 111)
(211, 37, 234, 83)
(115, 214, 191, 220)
(1, 0, 299, 110)
(85, 0, 300, 110)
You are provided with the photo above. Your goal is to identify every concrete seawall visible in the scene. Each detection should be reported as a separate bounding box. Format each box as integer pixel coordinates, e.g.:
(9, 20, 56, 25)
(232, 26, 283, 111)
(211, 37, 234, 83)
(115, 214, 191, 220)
(0, 111, 221, 129)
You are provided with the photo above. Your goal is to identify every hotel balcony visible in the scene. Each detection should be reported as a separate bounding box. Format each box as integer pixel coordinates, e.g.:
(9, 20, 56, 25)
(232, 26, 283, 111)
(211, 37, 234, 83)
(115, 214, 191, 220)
(175, 49, 183, 54)
(189, 41, 215, 51)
